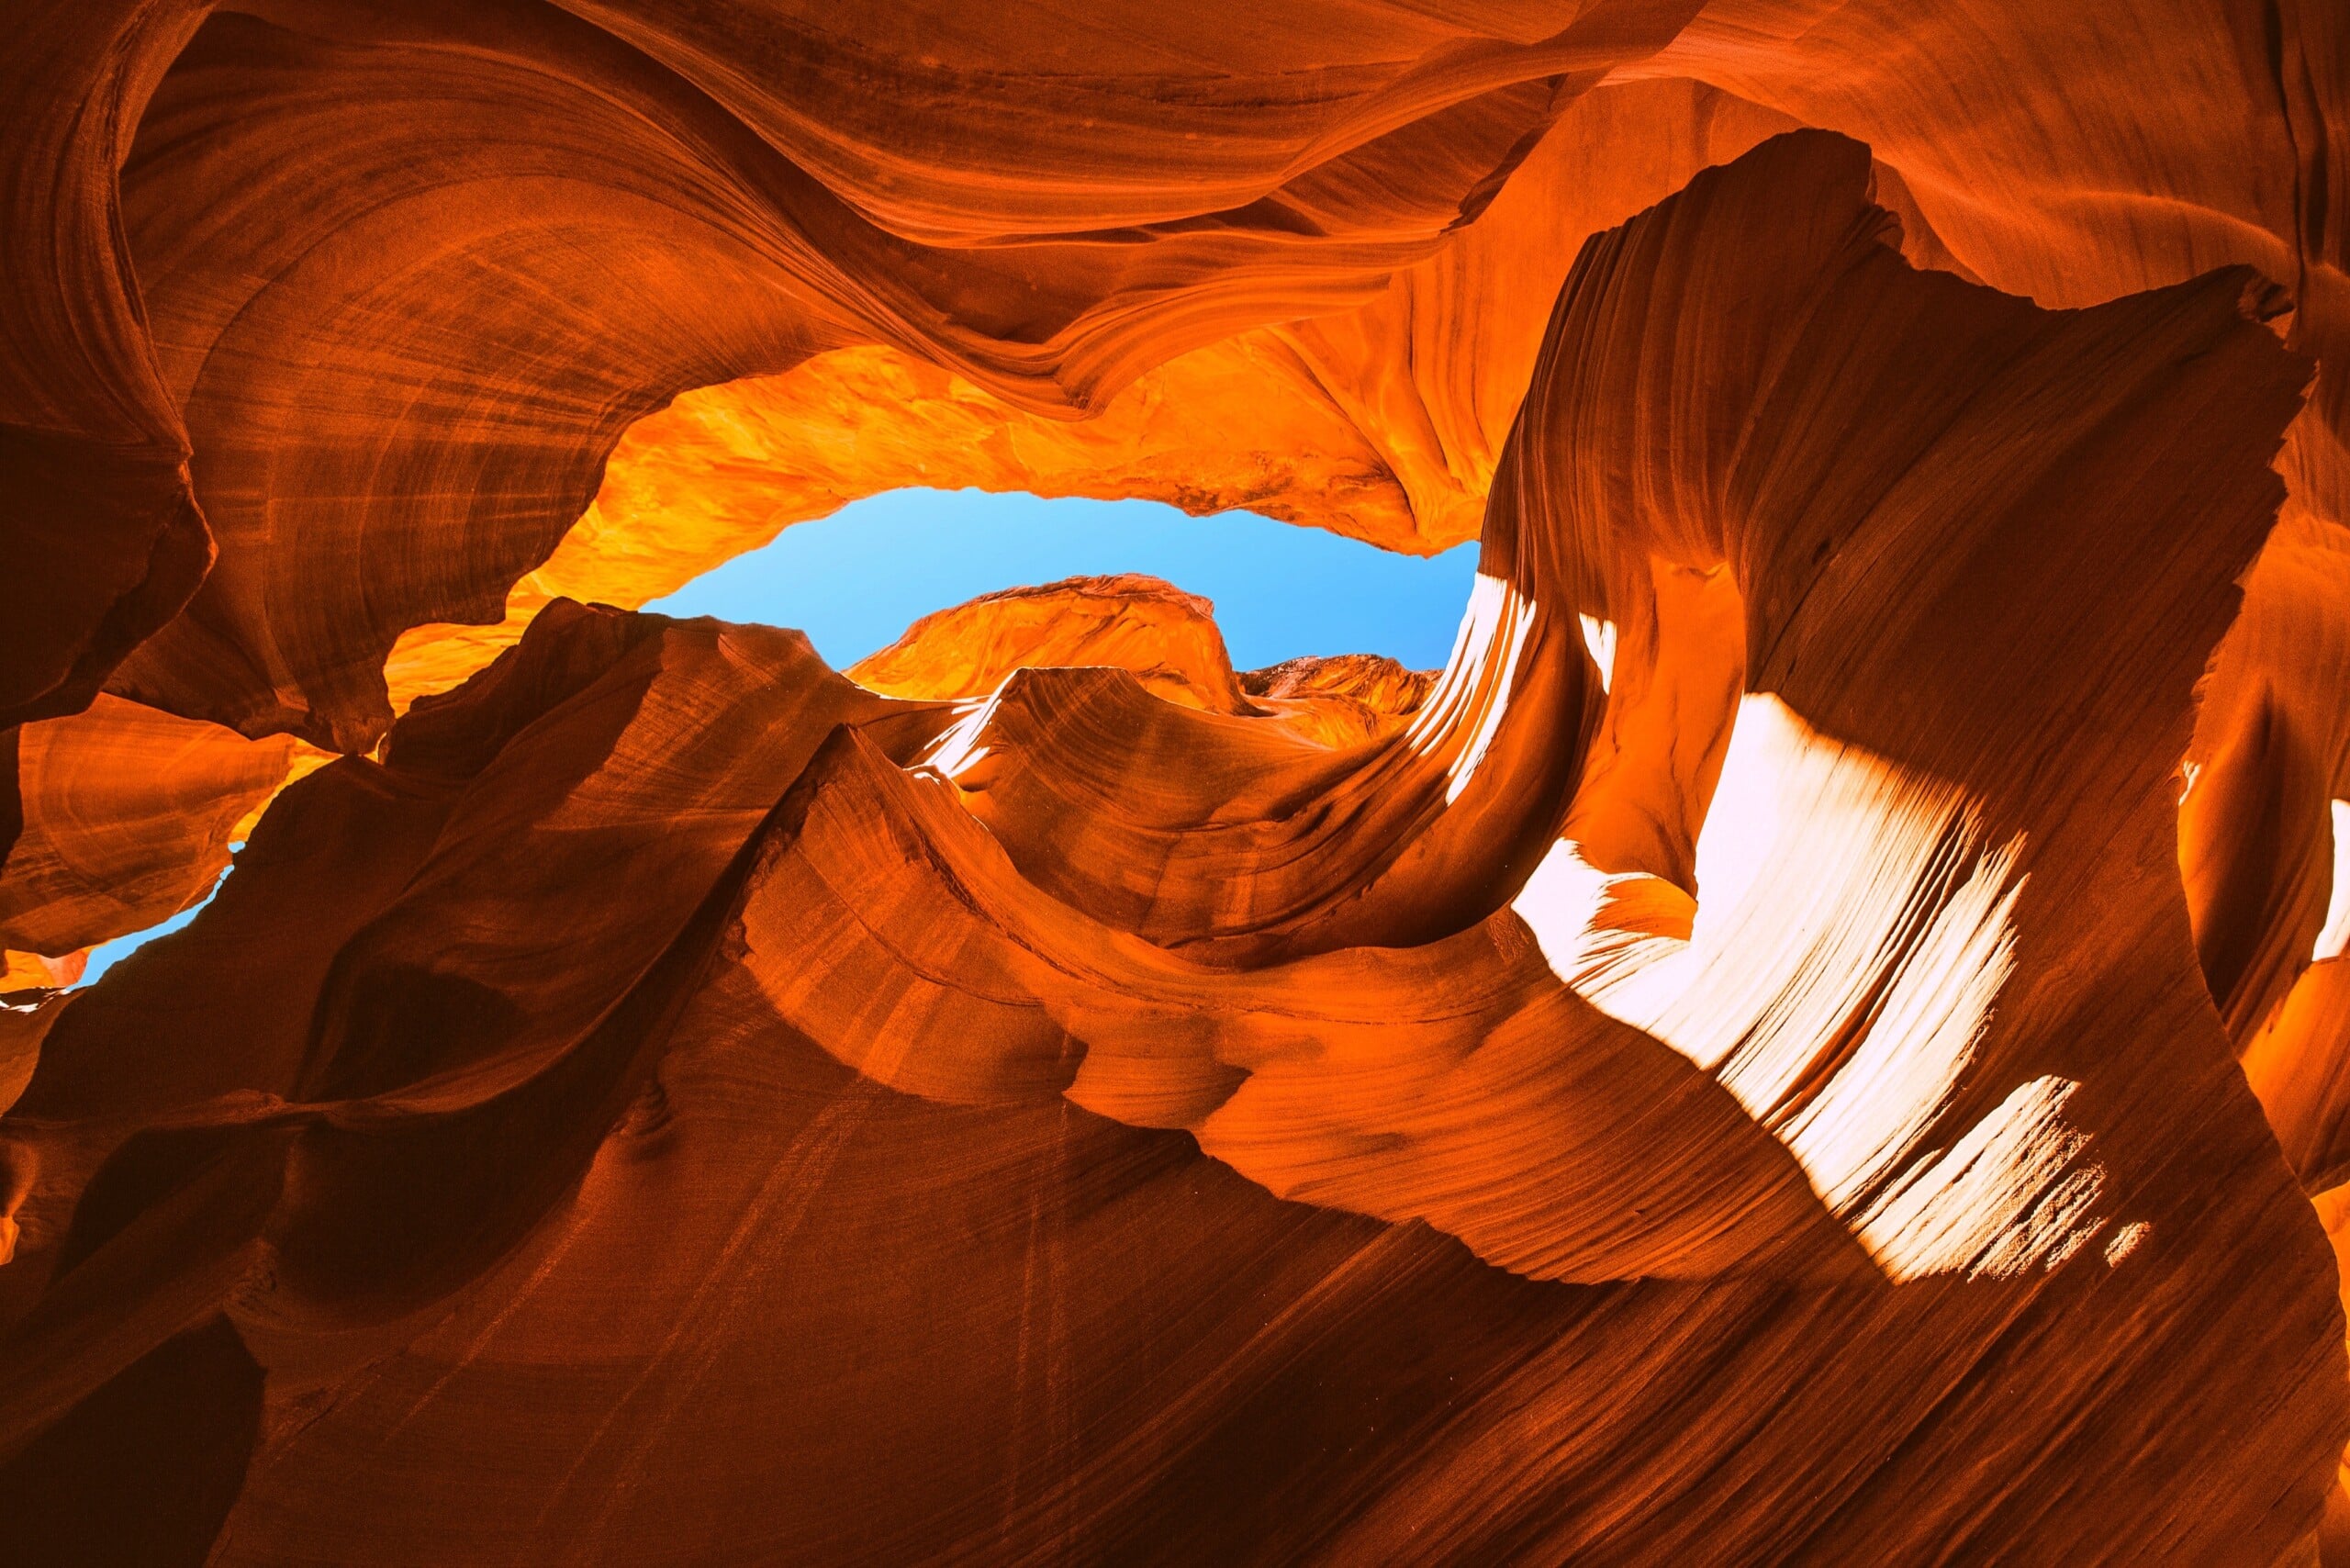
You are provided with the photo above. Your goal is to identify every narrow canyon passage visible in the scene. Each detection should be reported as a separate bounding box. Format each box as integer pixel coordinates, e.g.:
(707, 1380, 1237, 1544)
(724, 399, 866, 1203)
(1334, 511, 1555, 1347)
(4, 4, 2349, 1563)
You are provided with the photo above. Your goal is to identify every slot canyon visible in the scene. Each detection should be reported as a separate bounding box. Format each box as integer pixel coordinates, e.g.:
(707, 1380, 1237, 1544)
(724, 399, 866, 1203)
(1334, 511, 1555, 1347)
(4, 2, 2349, 1562)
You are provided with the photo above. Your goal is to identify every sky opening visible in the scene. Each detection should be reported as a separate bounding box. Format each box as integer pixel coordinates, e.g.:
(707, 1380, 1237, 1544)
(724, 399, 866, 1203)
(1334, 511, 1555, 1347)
(645, 488, 1479, 671)
(74, 489, 1481, 985)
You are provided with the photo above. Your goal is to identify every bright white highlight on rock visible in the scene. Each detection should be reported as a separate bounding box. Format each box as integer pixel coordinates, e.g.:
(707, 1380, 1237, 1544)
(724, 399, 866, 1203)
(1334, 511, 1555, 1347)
(2314, 799, 2350, 963)
(1855, 1075, 2104, 1281)
(1513, 693, 2101, 1282)
(2103, 1221, 2151, 1267)
(915, 692, 1002, 782)
(1404, 572, 1535, 805)
(1578, 613, 1617, 694)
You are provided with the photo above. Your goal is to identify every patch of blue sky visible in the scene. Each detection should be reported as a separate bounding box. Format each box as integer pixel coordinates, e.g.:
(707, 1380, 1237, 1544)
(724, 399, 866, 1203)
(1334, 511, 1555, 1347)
(645, 488, 1479, 672)
(76, 492, 1477, 985)
(77, 857, 236, 986)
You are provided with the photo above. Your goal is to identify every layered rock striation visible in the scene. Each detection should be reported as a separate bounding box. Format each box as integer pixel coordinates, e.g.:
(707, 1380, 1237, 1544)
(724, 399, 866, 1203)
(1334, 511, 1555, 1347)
(4, 3, 2350, 1562)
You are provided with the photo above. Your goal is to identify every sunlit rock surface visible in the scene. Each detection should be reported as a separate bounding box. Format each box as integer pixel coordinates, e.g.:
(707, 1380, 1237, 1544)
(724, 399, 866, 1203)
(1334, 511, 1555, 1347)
(849, 574, 1259, 714)
(0, 696, 293, 958)
(4, 2, 2350, 1562)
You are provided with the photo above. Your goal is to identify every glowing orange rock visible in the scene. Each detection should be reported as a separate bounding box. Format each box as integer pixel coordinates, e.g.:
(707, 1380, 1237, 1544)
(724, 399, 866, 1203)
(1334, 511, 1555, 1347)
(850, 574, 1256, 713)
(0, 695, 293, 959)
(5, 0, 2350, 1562)
(2189, 510, 2350, 1188)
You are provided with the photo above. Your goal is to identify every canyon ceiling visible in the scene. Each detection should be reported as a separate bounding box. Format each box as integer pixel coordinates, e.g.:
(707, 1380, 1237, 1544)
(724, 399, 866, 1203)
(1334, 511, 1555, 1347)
(4, 0, 2350, 1562)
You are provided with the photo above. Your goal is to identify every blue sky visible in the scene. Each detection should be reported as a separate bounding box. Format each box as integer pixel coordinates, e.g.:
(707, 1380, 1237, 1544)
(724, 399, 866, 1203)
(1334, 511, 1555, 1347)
(75, 490, 1477, 985)
(80, 867, 225, 984)
(645, 489, 1479, 671)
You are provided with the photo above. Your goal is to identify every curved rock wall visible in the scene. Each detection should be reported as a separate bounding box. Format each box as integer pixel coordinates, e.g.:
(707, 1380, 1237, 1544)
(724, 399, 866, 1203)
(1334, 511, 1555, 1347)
(3, 4, 2349, 1562)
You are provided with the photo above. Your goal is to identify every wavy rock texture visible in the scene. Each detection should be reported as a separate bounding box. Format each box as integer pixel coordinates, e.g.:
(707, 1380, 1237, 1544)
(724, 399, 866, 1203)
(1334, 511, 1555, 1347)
(845, 574, 1437, 751)
(0, 696, 294, 958)
(849, 574, 1259, 714)
(6, 2, 2350, 1563)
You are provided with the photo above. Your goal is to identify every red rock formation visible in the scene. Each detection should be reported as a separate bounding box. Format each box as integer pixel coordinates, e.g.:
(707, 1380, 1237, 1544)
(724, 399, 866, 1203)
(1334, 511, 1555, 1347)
(0, 696, 293, 958)
(1241, 654, 1436, 746)
(5, 3, 2350, 1562)
(849, 574, 1260, 714)
(843, 575, 1443, 750)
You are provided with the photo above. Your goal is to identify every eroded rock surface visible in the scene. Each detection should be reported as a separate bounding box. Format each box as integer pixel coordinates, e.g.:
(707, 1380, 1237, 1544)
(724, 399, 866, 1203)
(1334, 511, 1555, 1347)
(4, 5, 2350, 1562)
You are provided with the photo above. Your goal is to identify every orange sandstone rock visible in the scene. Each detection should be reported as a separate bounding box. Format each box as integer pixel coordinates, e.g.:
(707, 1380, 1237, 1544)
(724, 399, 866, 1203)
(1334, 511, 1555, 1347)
(0, 695, 293, 959)
(4, 3, 2350, 1563)
(850, 574, 1257, 714)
